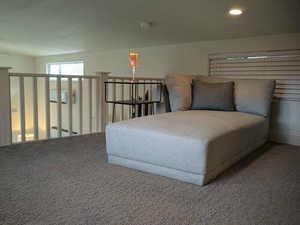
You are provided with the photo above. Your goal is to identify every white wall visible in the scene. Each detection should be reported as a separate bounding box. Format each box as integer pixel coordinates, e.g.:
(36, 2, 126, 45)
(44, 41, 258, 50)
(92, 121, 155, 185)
(35, 33, 300, 145)
(0, 54, 35, 73)
(36, 33, 300, 77)
(0, 54, 36, 142)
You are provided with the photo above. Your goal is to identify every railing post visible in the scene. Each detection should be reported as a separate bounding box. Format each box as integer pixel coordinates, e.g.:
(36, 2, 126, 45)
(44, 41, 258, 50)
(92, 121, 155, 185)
(96, 72, 110, 132)
(0, 67, 12, 146)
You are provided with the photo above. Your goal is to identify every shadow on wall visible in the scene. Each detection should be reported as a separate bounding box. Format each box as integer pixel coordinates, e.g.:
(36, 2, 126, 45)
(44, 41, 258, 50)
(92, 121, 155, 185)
(270, 100, 300, 145)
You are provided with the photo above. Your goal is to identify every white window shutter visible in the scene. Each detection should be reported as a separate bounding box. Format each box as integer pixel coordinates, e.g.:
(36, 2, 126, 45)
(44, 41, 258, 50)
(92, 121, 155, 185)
(209, 49, 300, 101)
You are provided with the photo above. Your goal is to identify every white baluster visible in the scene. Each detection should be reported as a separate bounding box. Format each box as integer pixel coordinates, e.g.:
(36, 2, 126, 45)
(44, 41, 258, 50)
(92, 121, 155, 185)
(68, 78, 73, 136)
(95, 77, 100, 132)
(89, 78, 93, 133)
(57, 77, 62, 137)
(32, 77, 39, 140)
(45, 77, 50, 138)
(19, 76, 26, 142)
(78, 78, 83, 134)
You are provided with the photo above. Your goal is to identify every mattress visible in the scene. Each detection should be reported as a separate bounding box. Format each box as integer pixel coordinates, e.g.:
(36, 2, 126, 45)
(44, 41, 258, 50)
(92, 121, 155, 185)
(106, 110, 269, 185)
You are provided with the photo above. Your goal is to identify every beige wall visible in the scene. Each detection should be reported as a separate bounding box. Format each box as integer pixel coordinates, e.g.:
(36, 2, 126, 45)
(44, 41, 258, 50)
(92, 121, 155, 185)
(0, 54, 35, 73)
(0, 54, 36, 142)
(36, 33, 300, 77)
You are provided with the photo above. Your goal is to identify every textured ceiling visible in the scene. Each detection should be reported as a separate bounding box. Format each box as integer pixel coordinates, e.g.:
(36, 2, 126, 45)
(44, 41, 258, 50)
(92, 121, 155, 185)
(0, 0, 299, 56)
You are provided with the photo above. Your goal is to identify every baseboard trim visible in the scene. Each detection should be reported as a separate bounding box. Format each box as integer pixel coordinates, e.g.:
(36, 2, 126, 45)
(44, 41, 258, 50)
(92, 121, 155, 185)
(270, 129, 300, 146)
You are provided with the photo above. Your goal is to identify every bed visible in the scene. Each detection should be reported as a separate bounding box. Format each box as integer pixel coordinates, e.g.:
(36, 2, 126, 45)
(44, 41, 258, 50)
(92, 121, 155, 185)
(106, 75, 275, 185)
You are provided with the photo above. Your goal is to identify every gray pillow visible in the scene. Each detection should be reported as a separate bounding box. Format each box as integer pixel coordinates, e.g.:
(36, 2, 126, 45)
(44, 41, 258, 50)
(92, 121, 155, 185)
(234, 79, 275, 117)
(191, 80, 235, 111)
(192, 76, 275, 116)
(165, 74, 193, 111)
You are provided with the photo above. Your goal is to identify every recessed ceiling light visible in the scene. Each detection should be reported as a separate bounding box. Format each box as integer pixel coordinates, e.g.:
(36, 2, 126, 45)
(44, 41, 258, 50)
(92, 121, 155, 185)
(139, 21, 154, 30)
(229, 8, 243, 15)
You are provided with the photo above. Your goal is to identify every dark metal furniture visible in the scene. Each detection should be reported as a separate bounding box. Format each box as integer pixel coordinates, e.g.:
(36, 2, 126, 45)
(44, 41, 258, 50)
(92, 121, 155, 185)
(104, 81, 163, 122)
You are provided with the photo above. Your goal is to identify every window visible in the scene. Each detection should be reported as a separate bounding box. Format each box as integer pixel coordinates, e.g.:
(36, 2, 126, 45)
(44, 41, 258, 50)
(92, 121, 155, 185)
(209, 49, 300, 77)
(47, 62, 84, 76)
(208, 49, 300, 101)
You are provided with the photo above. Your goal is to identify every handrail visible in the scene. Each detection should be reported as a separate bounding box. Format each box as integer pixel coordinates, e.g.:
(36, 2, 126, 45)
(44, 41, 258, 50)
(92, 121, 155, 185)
(9, 73, 165, 81)
(9, 73, 100, 79)
(104, 81, 162, 85)
(108, 75, 164, 81)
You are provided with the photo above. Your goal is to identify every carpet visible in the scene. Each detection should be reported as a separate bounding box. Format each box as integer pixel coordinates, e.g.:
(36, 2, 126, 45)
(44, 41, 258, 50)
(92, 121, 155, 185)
(0, 133, 299, 225)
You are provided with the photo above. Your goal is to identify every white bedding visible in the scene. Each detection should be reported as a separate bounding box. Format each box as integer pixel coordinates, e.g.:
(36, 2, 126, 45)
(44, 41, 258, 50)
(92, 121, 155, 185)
(106, 110, 269, 185)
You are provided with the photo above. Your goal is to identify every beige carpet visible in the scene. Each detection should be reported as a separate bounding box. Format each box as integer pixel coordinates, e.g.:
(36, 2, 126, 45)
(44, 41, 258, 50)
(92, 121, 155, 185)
(0, 133, 299, 225)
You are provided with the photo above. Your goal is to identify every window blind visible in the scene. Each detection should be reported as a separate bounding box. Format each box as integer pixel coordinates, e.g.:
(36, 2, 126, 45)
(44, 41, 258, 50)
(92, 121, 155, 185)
(209, 49, 300, 101)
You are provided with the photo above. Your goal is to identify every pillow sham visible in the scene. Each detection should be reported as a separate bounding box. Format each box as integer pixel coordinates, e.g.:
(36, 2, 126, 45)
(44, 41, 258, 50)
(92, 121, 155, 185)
(234, 79, 275, 117)
(191, 80, 235, 111)
(194, 76, 275, 116)
(165, 74, 193, 111)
